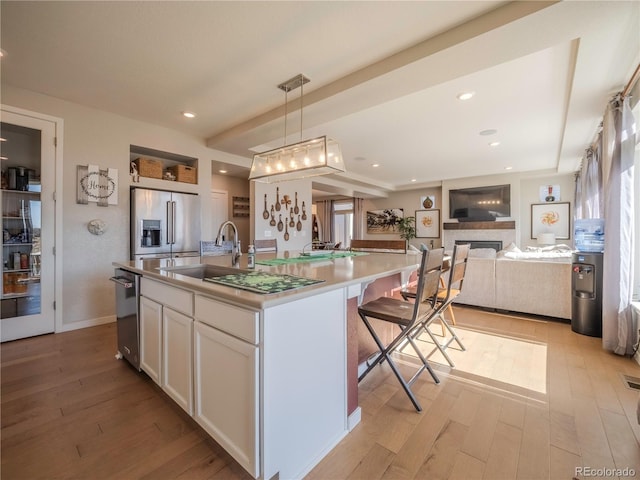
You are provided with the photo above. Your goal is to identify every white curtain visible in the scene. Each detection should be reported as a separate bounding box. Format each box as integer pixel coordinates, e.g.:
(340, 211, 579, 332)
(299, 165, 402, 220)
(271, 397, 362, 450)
(575, 143, 604, 220)
(602, 93, 637, 355)
(315, 200, 335, 243)
(352, 197, 364, 240)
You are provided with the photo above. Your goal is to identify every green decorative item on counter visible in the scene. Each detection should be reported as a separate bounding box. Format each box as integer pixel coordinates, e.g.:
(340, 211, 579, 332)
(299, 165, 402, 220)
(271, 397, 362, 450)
(204, 272, 324, 294)
(256, 251, 367, 266)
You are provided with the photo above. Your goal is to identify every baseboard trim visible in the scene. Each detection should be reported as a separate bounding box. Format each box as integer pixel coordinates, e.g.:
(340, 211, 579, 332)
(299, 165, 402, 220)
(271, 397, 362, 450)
(348, 407, 362, 431)
(59, 315, 115, 332)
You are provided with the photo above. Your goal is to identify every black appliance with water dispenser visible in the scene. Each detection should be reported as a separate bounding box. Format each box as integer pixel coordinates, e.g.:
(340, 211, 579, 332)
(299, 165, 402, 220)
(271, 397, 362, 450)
(571, 219, 604, 337)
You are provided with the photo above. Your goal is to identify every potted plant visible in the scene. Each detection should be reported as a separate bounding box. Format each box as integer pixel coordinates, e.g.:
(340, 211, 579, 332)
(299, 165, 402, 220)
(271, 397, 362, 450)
(397, 216, 416, 246)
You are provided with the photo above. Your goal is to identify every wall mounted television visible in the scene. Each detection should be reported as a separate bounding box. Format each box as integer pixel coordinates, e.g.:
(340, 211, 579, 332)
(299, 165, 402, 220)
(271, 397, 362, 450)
(449, 184, 511, 222)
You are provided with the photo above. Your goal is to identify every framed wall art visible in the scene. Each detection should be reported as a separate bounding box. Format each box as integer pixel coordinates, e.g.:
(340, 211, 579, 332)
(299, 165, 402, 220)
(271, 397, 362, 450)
(531, 202, 570, 239)
(415, 209, 440, 238)
(77, 164, 118, 206)
(366, 208, 404, 234)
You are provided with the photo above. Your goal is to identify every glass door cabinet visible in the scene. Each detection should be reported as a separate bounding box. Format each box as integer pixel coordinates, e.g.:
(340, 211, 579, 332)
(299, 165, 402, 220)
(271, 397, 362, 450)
(1, 112, 56, 341)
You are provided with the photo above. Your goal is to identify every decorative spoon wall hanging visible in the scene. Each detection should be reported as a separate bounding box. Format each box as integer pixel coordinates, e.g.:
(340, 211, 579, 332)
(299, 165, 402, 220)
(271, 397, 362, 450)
(294, 192, 300, 214)
(270, 206, 276, 226)
(263, 194, 269, 219)
(296, 215, 302, 231)
(284, 223, 290, 241)
(277, 214, 283, 232)
(301, 201, 307, 220)
(289, 209, 295, 228)
(275, 187, 281, 211)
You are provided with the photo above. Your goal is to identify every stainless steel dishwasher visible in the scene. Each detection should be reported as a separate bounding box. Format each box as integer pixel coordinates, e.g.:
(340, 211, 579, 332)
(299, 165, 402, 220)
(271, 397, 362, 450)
(110, 268, 141, 370)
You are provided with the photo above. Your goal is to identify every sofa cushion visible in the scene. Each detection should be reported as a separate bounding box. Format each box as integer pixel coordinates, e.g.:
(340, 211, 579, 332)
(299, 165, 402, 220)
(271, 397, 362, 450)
(469, 248, 497, 259)
(502, 242, 521, 253)
(498, 244, 573, 261)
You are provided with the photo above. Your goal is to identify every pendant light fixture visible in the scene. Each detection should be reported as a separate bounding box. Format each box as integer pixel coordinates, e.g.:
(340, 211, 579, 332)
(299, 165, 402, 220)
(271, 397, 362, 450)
(249, 74, 345, 183)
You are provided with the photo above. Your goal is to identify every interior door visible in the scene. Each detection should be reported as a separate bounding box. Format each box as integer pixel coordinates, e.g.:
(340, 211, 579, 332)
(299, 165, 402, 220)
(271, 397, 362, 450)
(1, 109, 57, 342)
(210, 190, 228, 239)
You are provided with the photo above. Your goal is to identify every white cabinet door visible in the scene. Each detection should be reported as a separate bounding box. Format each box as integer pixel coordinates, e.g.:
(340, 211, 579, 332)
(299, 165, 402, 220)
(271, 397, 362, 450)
(140, 296, 162, 384)
(194, 321, 259, 478)
(163, 307, 193, 415)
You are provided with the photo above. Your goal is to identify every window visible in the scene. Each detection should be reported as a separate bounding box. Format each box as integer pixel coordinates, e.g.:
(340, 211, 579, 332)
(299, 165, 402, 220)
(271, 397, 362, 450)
(333, 200, 353, 249)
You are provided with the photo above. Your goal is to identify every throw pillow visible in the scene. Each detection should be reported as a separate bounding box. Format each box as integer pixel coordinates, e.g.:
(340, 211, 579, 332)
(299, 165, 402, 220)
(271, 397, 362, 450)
(502, 242, 521, 253)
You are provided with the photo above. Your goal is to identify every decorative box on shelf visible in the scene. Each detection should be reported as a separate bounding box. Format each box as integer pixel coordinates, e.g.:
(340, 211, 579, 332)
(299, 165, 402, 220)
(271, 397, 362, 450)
(167, 165, 197, 184)
(134, 157, 163, 179)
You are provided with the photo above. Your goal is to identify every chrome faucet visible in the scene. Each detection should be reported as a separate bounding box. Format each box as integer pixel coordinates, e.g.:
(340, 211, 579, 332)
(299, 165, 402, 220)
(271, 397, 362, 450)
(216, 220, 241, 266)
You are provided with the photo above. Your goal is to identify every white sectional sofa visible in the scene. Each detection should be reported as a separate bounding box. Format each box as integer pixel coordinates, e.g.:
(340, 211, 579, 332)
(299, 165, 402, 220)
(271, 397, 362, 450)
(453, 246, 573, 320)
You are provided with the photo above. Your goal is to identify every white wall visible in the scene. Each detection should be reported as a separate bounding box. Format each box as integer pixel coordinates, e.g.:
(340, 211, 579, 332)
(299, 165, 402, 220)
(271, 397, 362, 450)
(3, 85, 249, 330)
(519, 173, 576, 248)
(251, 178, 313, 251)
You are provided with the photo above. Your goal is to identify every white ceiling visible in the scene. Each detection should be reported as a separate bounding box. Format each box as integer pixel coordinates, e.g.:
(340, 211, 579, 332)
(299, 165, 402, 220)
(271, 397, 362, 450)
(1, 1, 638, 197)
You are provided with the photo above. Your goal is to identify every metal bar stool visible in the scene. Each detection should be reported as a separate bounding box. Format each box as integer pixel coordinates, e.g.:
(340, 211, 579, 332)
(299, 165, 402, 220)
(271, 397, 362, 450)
(401, 253, 451, 335)
(415, 243, 470, 367)
(358, 248, 445, 412)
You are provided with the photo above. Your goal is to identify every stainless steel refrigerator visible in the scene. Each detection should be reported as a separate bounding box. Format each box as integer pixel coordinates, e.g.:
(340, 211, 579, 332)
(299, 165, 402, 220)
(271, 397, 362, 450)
(130, 187, 200, 260)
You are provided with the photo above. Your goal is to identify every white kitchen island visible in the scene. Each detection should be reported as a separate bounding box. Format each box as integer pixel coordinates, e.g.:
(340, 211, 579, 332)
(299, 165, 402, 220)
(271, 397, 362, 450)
(113, 250, 421, 480)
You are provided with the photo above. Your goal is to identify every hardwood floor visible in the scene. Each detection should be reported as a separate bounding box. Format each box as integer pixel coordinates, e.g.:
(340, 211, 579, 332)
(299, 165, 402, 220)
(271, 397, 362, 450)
(308, 307, 640, 480)
(0, 323, 252, 480)
(2, 306, 639, 479)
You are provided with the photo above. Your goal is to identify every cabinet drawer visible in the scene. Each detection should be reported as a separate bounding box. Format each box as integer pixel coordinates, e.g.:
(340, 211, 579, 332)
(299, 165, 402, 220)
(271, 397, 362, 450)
(194, 295, 259, 344)
(141, 278, 193, 316)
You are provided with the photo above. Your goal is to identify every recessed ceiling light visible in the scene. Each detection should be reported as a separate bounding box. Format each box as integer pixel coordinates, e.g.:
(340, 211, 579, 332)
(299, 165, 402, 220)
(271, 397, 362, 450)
(0, 156, 8, 160)
(0, 49, 6, 58)
(372, 163, 380, 168)
(0, 137, 6, 142)
(479, 129, 497, 136)
(182, 112, 196, 118)
(411, 178, 417, 182)
(504, 166, 513, 170)
(456, 91, 475, 101)
(219, 169, 227, 174)
(489, 141, 501, 147)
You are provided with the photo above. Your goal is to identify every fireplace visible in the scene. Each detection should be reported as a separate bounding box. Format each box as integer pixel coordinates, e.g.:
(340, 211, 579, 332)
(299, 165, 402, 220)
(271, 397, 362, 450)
(455, 240, 503, 251)
(443, 221, 515, 252)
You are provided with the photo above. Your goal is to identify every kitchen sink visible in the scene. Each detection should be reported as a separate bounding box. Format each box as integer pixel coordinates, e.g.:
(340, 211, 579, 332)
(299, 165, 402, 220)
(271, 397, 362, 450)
(158, 264, 252, 279)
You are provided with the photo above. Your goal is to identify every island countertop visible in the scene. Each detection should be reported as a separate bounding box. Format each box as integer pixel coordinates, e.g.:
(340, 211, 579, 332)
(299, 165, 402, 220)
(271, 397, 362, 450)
(113, 250, 422, 309)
